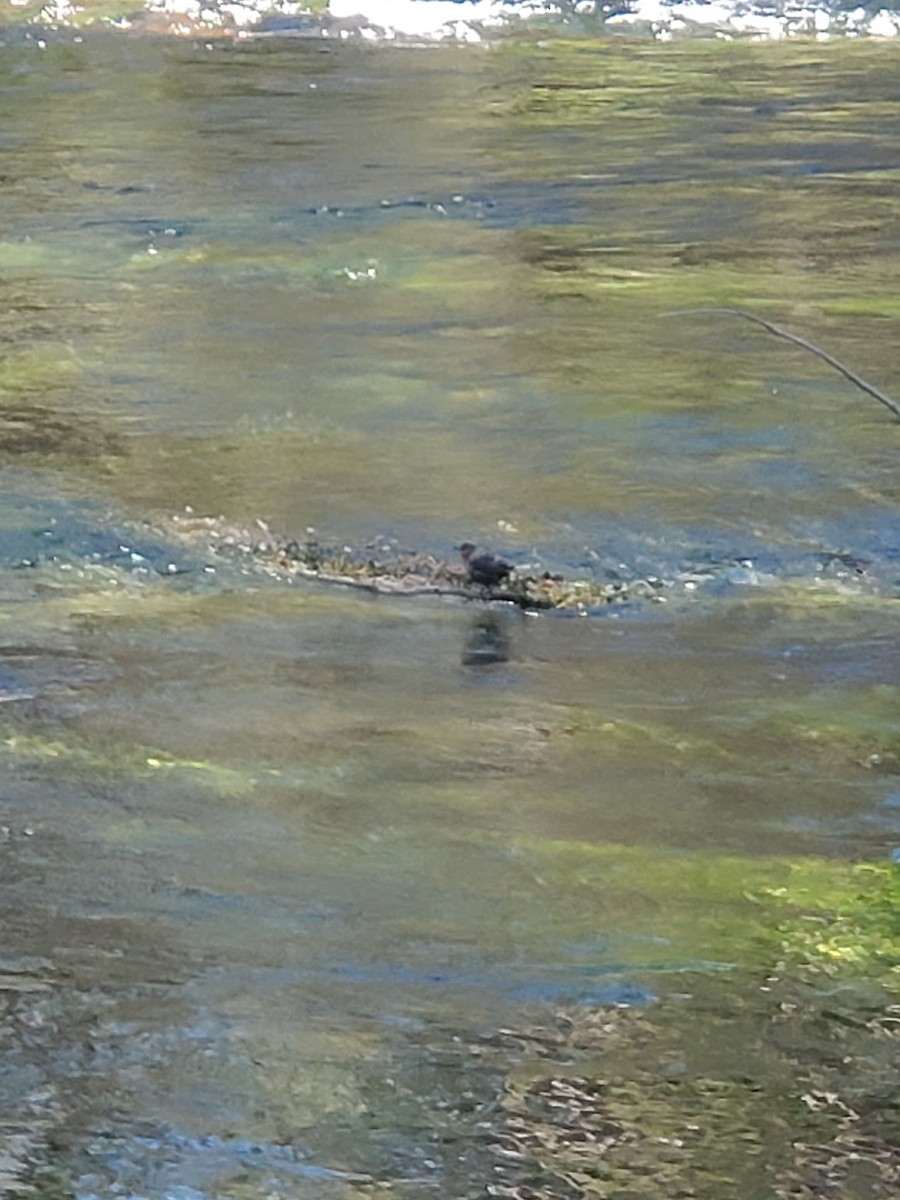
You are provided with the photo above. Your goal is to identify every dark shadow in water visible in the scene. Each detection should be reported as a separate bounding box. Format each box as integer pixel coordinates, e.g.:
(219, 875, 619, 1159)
(0, 403, 121, 463)
(461, 612, 512, 667)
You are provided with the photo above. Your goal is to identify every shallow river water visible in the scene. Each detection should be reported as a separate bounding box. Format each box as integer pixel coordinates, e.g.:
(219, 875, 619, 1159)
(1, 28, 899, 1200)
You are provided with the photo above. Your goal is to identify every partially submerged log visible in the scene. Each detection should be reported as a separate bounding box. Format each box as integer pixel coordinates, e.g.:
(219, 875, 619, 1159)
(166, 515, 662, 612)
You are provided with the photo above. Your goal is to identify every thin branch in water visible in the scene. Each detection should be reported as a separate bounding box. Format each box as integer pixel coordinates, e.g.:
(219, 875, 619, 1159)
(268, 560, 555, 608)
(661, 306, 900, 421)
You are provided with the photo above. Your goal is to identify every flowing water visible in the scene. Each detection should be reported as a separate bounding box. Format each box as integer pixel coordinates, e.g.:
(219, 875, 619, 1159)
(1, 28, 899, 1200)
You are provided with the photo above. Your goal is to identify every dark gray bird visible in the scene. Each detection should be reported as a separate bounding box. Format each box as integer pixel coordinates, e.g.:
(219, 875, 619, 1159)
(458, 542, 512, 588)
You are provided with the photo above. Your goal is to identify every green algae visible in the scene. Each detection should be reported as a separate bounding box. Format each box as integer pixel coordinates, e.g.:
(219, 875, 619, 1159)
(121, 237, 383, 292)
(0, 344, 83, 394)
(726, 684, 900, 771)
(0, 725, 270, 795)
(6, 675, 894, 991)
(555, 709, 735, 766)
(510, 834, 900, 989)
(760, 859, 900, 986)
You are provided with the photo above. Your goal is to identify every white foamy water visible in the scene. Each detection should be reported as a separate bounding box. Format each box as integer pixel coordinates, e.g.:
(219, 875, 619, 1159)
(95, 0, 900, 42)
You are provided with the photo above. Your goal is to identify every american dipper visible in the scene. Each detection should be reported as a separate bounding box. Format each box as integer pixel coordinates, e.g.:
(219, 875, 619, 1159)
(458, 542, 512, 588)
